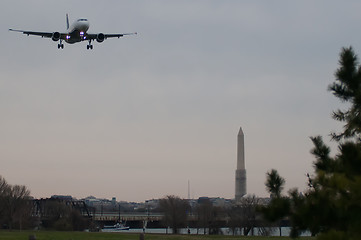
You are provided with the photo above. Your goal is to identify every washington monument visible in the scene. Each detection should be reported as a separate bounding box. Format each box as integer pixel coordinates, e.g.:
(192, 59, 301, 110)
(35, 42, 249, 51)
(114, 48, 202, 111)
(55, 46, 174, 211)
(235, 127, 247, 201)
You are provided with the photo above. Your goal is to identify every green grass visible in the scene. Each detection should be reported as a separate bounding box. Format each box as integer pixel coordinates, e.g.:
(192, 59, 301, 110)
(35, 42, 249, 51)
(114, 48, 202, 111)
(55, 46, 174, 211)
(0, 231, 315, 240)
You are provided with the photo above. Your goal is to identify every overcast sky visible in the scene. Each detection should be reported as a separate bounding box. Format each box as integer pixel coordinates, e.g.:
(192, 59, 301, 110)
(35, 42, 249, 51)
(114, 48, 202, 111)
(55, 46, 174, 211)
(1, 1, 360, 202)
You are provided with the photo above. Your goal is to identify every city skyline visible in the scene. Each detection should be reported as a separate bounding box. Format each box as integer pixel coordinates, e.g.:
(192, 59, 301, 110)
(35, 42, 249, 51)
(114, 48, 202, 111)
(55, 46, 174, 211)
(1, 1, 360, 202)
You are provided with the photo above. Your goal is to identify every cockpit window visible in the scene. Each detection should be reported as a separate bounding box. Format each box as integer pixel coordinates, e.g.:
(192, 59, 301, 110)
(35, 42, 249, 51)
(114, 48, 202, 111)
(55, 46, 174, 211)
(77, 19, 88, 22)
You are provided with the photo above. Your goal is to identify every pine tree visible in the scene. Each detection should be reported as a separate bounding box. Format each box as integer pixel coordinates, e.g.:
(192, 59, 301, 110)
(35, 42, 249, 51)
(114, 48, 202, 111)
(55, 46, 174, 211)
(305, 47, 361, 239)
(329, 47, 361, 141)
(261, 47, 361, 239)
(265, 169, 285, 198)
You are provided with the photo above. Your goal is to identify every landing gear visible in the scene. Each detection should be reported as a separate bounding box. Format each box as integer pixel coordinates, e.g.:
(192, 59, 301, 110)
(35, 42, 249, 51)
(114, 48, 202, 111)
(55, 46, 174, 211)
(57, 39, 64, 49)
(87, 40, 93, 50)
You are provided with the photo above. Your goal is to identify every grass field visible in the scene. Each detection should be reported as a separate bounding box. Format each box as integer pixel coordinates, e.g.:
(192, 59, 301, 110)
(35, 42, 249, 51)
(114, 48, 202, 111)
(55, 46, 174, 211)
(0, 231, 315, 240)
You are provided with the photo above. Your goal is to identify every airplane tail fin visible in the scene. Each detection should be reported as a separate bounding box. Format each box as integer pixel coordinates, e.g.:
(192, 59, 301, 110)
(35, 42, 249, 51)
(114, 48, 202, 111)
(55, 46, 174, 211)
(66, 14, 70, 30)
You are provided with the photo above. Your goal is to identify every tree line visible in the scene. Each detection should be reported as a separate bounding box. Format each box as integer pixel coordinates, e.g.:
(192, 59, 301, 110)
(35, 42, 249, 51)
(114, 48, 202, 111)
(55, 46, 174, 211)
(0, 179, 270, 235)
(0, 176, 89, 231)
(159, 195, 273, 236)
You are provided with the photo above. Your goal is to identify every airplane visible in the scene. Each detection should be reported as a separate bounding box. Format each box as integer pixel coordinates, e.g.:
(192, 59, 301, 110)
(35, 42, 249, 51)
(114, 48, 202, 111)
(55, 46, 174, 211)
(9, 14, 137, 49)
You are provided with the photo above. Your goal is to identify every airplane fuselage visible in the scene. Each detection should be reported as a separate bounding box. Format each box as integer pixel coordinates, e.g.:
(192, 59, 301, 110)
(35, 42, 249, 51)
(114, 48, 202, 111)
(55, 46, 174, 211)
(65, 19, 90, 44)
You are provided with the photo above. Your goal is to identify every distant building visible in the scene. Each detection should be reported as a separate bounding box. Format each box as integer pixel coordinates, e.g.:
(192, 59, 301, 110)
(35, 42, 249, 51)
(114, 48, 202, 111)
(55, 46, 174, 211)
(51, 195, 73, 201)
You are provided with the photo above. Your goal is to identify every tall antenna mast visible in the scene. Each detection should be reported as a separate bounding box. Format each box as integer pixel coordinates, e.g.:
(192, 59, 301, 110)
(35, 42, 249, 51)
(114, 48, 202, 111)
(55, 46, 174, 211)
(188, 180, 190, 199)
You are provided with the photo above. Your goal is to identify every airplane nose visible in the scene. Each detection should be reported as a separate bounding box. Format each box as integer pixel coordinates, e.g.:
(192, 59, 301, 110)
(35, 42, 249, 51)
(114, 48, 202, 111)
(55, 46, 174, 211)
(81, 21, 89, 31)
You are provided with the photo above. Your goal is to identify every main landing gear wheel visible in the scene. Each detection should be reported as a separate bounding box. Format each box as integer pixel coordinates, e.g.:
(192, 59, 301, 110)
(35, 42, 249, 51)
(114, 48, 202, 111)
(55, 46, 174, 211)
(87, 40, 93, 50)
(57, 40, 64, 49)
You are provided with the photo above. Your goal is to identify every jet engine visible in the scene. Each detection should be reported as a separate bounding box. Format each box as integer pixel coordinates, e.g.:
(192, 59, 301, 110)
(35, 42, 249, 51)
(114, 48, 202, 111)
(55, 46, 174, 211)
(52, 32, 61, 41)
(96, 33, 105, 43)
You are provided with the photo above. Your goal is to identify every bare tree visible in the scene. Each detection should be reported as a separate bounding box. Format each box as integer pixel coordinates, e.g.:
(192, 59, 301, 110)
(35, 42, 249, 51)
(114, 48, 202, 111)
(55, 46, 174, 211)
(228, 195, 260, 236)
(0, 176, 10, 227)
(0, 176, 9, 195)
(195, 199, 224, 235)
(1, 179, 32, 230)
(159, 195, 190, 234)
(196, 198, 213, 234)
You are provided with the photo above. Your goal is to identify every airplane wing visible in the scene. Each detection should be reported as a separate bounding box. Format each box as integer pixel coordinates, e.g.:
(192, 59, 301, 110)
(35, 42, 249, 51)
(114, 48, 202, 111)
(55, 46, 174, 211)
(87, 32, 137, 40)
(8, 29, 67, 39)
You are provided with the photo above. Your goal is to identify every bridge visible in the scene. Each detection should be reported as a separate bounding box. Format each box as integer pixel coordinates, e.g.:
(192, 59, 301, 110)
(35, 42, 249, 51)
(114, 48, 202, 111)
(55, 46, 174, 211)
(31, 198, 288, 230)
(32, 198, 165, 228)
(93, 212, 163, 222)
